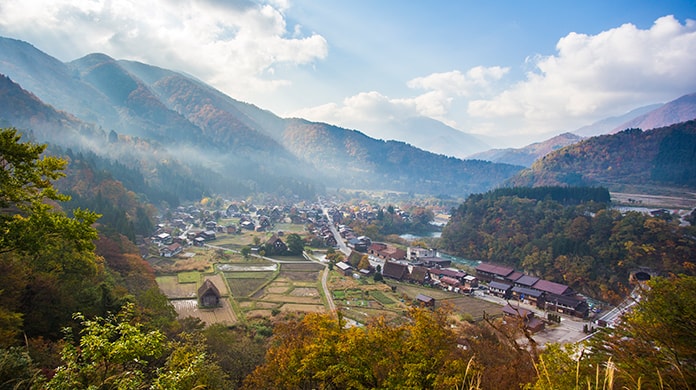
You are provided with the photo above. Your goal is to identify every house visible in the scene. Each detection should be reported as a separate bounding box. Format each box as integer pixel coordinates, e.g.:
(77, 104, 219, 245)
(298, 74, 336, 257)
(154, 232, 173, 245)
(420, 256, 452, 268)
(546, 294, 589, 318)
(408, 266, 429, 284)
(415, 294, 435, 307)
(159, 242, 183, 258)
(502, 303, 545, 333)
(348, 236, 371, 252)
(226, 224, 237, 234)
(336, 261, 353, 276)
(369, 242, 407, 261)
(475, 263, 515, 281)
(240, 220, 255, 230)
(200, 230, 216, 240)
(511, 286, 545, 308)
(382, 261, 410, 281)
(265, 234, 288, 253)
(488, 281, 513, 299)
(198, 279, 221, 308)
(463, 275, 479, 289)
(407, 246, 437, 260)
(193, 236, 206, 247)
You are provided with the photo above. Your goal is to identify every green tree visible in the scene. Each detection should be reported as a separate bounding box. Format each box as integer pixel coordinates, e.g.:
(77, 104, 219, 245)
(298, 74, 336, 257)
(240, 245, 251, 260)
(285, 233, 304, 255)
(0, 128, 105, 341)
(45, 303, 230, 389)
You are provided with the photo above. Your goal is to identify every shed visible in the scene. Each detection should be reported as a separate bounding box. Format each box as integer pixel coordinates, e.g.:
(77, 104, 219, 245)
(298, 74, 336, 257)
(415, 294, 435, 307)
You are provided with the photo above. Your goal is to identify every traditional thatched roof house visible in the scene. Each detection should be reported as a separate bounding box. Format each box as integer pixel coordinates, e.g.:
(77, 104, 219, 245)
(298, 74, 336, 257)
(198, 279, 221, 308)
(408, 266, 429, 284)
(382, 261, 409, 281)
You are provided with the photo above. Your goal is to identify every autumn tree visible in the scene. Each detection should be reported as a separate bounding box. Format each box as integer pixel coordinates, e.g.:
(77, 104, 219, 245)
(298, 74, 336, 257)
(242, 308, 482, 389)
(584, 275, 696, 389)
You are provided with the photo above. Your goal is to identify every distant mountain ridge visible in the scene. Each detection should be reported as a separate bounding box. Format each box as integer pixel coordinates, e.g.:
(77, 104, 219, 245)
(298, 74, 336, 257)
(0, 36, 523, 200)
(467, 132, 584, 167)
(611, 93, 696, 133)
(508, 120, 696, 190)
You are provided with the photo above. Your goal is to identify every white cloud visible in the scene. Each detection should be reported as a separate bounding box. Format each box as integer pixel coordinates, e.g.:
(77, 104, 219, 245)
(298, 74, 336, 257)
(407, 67, 509, 96)
(0, 0, 327, 98)
(469, 15, 696, 133)
(294, 66, 508, 128)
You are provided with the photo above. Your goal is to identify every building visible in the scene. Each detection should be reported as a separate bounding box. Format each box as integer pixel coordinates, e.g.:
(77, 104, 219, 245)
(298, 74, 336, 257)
(336, 261, 353, 276)
(198, 279, 221, 308)
(382, 260, 410, 281)
(159, 242, 183, 258)
(415, 293, 436, 307)
(475, 263, 515, 281)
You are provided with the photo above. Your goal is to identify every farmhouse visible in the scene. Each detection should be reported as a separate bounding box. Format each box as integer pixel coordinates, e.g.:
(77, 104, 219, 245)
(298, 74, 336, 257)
(159, 242, 183, 258)
(198, 279, 221, 308)
(336, 261, 353, 276)
(265, 234, 288, 253)
(382, 260, 410, 281)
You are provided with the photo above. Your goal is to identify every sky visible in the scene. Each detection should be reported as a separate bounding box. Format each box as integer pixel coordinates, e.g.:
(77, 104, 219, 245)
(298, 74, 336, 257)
(1, 0, 695, 147)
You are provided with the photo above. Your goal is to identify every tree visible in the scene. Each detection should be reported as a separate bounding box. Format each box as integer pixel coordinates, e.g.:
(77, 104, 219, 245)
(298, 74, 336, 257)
(357, 254, 370, 270)
(285, 233, 304, 255)
(242, 308, 482, 389)
(240, 246, 251, 260)
(45, 303, 230, 389)
(585, 275, 696, 389)
(0, 128, 105, 341)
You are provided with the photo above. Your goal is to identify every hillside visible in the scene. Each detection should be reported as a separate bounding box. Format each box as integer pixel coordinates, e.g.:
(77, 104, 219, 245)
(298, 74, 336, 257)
(0, 36, 523, 200)
(468, 132, 584, 167)
(508, 120, 696, 189)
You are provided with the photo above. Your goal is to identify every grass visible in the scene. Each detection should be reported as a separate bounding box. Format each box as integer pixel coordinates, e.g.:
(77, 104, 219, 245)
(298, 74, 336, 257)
(177, 271, 200, 284)
(371, 290, 396, 305)
(226, 278, 272, 298)
(225, 271, 275, 279)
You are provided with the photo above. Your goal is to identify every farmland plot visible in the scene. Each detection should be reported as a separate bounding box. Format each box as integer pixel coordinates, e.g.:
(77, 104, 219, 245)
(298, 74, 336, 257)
(171, 298, 237, 325)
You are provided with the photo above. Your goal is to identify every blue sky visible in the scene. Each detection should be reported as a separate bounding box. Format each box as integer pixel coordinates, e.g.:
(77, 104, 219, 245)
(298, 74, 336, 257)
(1, 0, 695, 147)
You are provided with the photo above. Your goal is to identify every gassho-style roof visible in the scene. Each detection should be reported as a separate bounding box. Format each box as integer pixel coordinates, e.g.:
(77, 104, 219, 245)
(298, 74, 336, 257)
(198, 279, 221, 298)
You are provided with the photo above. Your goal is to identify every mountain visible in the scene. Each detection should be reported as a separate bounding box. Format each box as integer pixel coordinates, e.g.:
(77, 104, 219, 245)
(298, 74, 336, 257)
(508, 120, 696, 189)
(0, 36, 523, 200)
(611, 93, 696, 133)
(572, 104, 662, 137)
(358, 116, 490, 158)
(467, 132, 584, 167)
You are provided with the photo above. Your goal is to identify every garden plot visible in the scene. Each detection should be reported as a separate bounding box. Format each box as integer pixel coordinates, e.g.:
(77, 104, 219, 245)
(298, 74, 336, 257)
(156, 276, 198, 299)
(170, 298, 237, 325)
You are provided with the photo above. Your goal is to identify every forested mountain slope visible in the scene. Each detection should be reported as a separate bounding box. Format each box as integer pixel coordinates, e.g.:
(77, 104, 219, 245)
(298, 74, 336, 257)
(508, 120, 696, 189)
(0, 36, 522, 199)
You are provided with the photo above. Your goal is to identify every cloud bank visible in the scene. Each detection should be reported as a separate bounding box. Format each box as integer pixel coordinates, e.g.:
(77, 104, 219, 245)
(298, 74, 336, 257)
(297, 15, 696, 143)
(0, 0, 328, 100)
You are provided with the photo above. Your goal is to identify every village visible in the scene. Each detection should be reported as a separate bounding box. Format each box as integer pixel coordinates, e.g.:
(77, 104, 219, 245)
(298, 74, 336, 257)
(146, 198, 602, 346)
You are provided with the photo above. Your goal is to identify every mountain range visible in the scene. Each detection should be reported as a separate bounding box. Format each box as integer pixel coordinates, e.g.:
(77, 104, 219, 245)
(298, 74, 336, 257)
(466, 92, 696, 167)
(0, 36, 523, 202)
